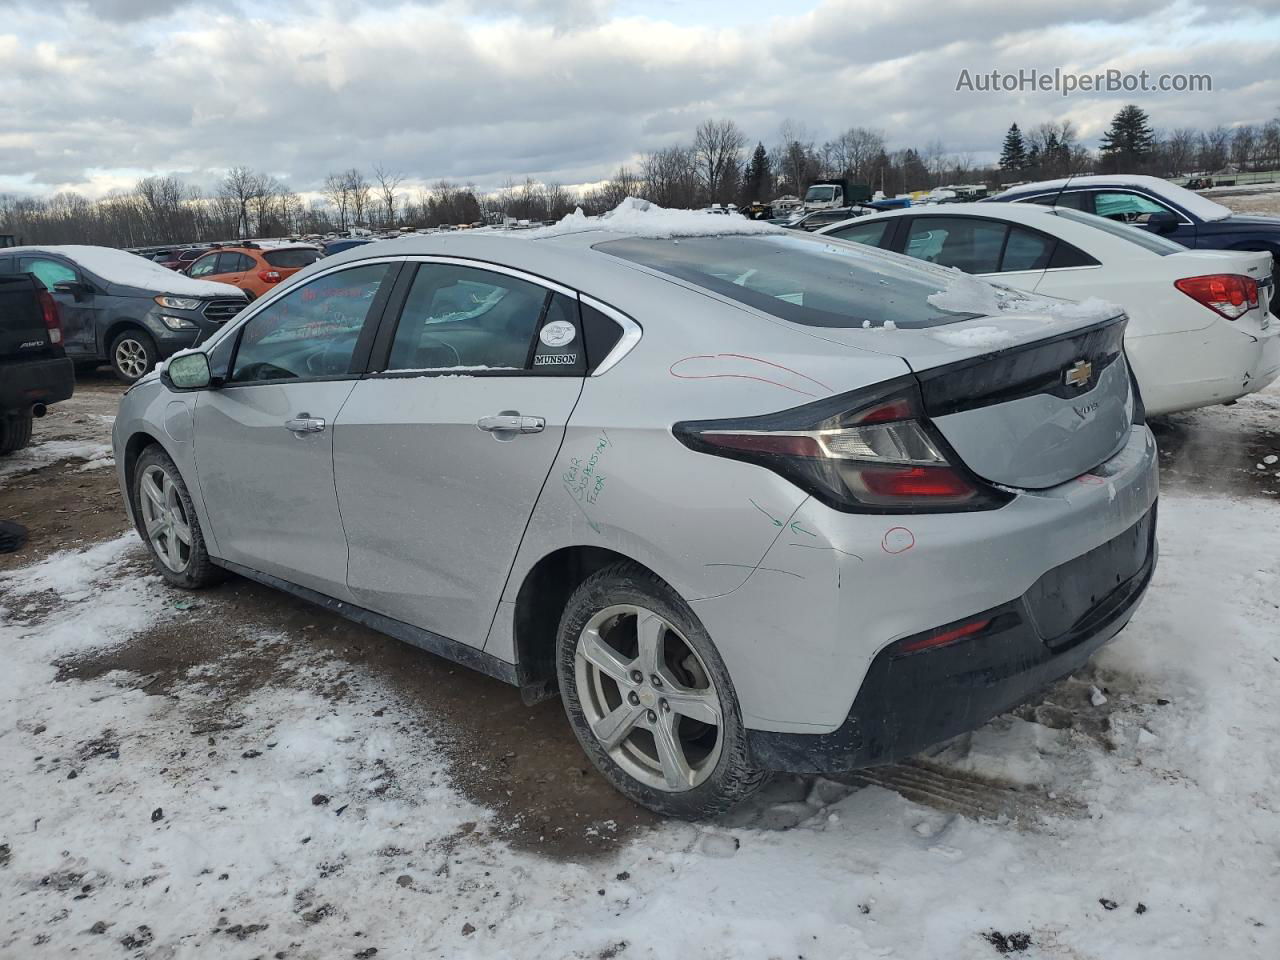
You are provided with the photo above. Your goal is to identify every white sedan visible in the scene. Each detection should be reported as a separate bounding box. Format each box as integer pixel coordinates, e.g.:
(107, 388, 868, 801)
(817, 202, 1278, 415)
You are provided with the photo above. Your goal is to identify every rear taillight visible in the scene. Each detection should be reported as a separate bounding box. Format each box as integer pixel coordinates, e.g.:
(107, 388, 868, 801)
(36, 290, 62, 345)
(258, 270, 282, 283)
(1174, 274, 1259, 320)
(673, 380, 1011, 513)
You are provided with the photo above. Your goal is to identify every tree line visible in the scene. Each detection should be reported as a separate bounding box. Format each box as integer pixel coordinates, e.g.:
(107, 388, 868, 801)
(3, 107, 1278, 249)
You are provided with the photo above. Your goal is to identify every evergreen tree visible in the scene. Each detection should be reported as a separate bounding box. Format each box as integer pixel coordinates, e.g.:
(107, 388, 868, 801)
(999, 123, 1027, 171)
(742, 142, 772, 202)
(1100, 104, 1156, 172)
(1025, 142, 1042, 173)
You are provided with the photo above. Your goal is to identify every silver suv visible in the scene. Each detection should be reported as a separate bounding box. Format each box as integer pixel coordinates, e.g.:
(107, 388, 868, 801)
(113, 223, 1158, 817)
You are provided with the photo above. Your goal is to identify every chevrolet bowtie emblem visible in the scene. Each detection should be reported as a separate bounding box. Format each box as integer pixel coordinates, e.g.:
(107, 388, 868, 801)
(1065, 360, 1092, 388)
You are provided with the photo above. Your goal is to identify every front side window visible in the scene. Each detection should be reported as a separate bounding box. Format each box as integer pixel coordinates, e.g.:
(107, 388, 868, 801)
(385, 264, 556, 372)
(598, 234, 983, 329)
(21, 257, 77, 290)
(230, 263, 391, 383)
(1093, 191, 1177, 224)
(188, 254, 220, 278)
(827, 218, 890, 248)
(905, 217, 1006, 273)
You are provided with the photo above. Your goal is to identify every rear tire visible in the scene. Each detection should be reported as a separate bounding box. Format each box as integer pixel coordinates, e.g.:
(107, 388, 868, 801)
(556, 561, 765, 818)
(0, 413, 33, 455)
(110, 329, 158, 384)
(132, 446, 222, 589)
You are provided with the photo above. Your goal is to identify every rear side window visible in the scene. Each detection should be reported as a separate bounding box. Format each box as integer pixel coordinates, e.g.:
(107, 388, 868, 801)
(1001, 226, 1055, 271)
(385, 264, 560, 372)
(826, 219, 890, 248)
(218, 252, 255, 273)
(597, 234, 981, 329)
(264, 248, 321, 268)
(905, 217, 1005, 273)
(1027, 191, 1090, 211)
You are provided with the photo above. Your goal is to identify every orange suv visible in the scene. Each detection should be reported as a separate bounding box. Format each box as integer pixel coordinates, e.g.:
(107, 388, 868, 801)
(185, 243, 321, 300)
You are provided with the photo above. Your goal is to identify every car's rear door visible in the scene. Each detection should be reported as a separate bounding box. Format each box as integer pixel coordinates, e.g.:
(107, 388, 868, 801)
(193, 261, 398, 598)
(333, 259, 586, 649)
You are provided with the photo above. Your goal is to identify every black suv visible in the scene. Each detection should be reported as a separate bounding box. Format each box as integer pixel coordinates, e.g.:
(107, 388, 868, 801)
(0, 246, 248, 382)
(0, 273, 73, 453)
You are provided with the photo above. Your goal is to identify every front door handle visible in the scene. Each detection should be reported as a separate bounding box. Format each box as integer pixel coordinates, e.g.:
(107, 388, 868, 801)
(285, 415, 326, 435)
(477, 414, 545, 435)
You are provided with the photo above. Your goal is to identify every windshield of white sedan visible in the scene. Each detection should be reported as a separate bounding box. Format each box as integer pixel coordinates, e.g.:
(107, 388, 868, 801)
(597, 234, 981, 328)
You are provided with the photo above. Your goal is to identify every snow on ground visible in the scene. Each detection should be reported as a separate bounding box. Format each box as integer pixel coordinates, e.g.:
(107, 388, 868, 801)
(2, 489, 1277, 958)
(0, 439, 113, 482)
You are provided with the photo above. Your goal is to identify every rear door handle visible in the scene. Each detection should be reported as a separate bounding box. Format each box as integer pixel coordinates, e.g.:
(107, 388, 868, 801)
(285, 415, 326, 435)
(477, 414, 545, 434)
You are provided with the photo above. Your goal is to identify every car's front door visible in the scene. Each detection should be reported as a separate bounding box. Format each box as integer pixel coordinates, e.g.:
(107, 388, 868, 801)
(19, 255, 97, 355)
(334, 260, 586, 648)
(193, 261, 397, 598)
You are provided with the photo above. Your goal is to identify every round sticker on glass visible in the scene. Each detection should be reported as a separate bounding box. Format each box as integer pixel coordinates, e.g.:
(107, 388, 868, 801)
(539, 320, 576, 348)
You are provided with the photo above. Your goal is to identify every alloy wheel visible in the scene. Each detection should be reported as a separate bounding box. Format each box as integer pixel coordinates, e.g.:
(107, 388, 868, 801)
(575, 604, 724, 792)
(114, 338, 149, 380)
(139, 464, 192, 573)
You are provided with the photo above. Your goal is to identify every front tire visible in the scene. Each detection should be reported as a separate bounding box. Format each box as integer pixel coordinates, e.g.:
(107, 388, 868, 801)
(556, 562, 765, 818)
(0, 413, 33, 455)
(132, 446, 222, 588)
(110, 329, 158, 383)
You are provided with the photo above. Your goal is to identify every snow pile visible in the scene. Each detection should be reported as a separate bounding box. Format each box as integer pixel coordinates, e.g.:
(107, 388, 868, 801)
(927, 266, 1122, 323)
(518, 197, 784, 240)
(0, 439, 113, 483)
(6, 245, 247, 298)
(930, 325, 1020, 348)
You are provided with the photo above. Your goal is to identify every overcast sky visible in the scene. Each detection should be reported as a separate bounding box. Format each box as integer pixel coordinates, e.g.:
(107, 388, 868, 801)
(1, 0, 1278, 201)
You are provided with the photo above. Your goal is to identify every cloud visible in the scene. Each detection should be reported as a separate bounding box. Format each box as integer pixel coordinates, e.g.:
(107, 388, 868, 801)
(0, 0, 1275, 199)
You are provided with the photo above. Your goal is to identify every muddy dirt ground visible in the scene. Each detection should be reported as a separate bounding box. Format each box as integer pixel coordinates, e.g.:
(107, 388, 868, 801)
(2, 371, 1278, 861)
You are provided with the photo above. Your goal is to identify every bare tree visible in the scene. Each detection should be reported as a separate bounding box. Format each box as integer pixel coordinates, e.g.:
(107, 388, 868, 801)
(694, 118, 746, 205)
(220, 166, 261, 238)
(372, 163, 404, 228)
(344, 168, 372, 227)
(324, 171, 352, 230)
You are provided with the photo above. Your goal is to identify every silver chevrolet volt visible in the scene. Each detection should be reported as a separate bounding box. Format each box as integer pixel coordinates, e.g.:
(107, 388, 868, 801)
(113, 220, 1158, 817)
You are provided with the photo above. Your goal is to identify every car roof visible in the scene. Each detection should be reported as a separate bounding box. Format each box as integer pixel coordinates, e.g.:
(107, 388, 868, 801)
(991, 175, 1233, 222)
(813, 202, 1167, 259)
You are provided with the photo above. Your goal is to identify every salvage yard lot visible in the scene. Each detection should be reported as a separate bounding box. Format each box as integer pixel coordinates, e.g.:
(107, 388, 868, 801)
(1, 375, 1278, 959)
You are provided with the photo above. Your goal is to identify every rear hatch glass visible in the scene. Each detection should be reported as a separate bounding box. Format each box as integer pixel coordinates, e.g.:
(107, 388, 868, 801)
(0, 274, 52, 357)
(597, 234, 980, 328)
(264, 248, 321, 269)
(601, 232, 1134, 489)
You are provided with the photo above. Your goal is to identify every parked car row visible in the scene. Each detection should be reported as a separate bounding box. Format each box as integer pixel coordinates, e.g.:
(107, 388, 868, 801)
(816, 201, 1278, 415)
(0, 245, 248, 382)
(115, 212, 1159, 817)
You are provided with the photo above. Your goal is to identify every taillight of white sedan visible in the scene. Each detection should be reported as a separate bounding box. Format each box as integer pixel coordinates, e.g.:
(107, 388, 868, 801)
(819, 202, 1278, 416)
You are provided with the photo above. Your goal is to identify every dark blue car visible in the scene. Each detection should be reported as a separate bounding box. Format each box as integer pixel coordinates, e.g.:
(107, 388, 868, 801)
(986, 175, 1279, 298)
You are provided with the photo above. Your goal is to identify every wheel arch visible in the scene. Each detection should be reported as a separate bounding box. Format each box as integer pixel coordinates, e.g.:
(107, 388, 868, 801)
(511, 545, 668, 695)
(102, 318, 151, 357)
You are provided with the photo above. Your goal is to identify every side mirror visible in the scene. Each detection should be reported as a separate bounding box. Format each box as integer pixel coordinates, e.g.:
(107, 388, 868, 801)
(1147, 211, 1180, 234)
(165, 352, 212, 390)
(53, 280, 92, 301)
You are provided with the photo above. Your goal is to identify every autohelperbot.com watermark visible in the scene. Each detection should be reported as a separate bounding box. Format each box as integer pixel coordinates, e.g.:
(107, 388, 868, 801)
(955, 68, 1212, 97)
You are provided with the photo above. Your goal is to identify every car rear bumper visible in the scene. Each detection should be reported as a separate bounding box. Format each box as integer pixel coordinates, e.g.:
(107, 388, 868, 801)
(1128, 317, 1280, 415)
(748, 503, 1157, 773)
(0, 356, 74, 412)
